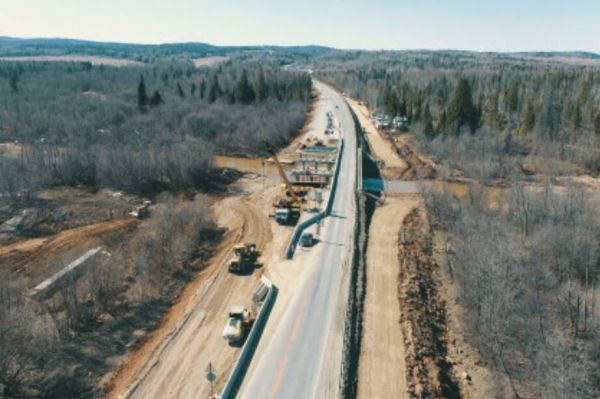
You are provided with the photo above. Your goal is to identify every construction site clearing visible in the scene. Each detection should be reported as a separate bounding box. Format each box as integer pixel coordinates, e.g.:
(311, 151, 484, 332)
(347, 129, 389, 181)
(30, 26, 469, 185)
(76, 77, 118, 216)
(0, 84, 345, 399)
(106, 86, 345, 398)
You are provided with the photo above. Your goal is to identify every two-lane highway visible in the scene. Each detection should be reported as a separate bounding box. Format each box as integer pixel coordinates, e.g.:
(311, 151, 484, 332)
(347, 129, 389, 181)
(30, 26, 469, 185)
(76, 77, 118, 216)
(239, 80, 358, 399)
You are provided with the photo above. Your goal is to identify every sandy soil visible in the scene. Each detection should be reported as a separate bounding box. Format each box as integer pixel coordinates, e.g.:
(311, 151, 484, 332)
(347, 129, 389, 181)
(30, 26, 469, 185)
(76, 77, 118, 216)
(106, 80, 327, 399)
(0, 217, 137, 287)
(358, 194, 420, 399)
(193, 56, 229, 68)
(106, 177, 278, 398)
(0, 142, 22, 156)
(0, 55, 143, 66)
(345, 97, 408, 176)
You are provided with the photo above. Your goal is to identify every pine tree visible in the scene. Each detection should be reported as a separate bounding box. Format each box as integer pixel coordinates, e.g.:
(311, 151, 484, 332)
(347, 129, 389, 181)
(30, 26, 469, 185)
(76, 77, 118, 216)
(505, 82, 519, 113)
(445, 78, 478, 134)
(537, 90, 561, 140)
(422, 104, 435, 138)
(234, 69, 255, 104)
(384, 88, 399, 116)
(149, 90, 164, 107)
(177, 82, 185, 98)
(8, 66, 21, 94)
(571, 100, 582, 131)
(518, 101, 536, 135)
(207, 75, 222, 103)
(484, 92, 503, 130)
(594, 108, 600, 135)
(199, 79, 206, 99)
(255, 68, 268, 102)
(137, 74, 149, 111)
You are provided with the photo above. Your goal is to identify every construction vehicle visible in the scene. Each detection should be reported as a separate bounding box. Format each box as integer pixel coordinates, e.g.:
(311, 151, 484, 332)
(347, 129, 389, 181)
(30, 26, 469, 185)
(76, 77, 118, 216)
(265, 141, 302, 225)
(222, 305, 254, 343)
(228, 243, 260, 274)
(129, 200, 151, 219)
(300, 232, 315, 247)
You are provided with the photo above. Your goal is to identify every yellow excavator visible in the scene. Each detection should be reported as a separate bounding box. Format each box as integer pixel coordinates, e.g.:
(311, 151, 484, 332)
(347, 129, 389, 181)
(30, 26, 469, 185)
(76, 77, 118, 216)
(229, 243, 260, 274)
(264, 141, 302, 225)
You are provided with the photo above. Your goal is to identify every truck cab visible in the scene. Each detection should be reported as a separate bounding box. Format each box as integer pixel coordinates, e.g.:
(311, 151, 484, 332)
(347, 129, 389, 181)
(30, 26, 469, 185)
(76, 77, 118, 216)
(275, 209, 290, 224)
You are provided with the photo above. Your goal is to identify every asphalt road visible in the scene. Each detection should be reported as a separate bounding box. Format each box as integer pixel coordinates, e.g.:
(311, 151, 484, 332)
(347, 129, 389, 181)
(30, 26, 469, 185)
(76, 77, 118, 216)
(239, 80, 358, 399)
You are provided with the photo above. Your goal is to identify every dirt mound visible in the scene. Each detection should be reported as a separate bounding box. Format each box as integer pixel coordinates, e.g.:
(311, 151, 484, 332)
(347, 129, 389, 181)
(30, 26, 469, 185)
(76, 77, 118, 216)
(398, 209, 461, 398)
(394, 137, 437, 180)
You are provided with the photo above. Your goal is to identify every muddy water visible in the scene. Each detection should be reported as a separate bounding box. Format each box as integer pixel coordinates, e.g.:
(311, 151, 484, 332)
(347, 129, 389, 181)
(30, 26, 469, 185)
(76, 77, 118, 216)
(213, 155, 283, 181)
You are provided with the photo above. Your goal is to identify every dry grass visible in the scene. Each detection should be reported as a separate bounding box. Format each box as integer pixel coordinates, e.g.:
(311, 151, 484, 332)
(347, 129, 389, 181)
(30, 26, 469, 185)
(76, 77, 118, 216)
(193, 56, 229, 68)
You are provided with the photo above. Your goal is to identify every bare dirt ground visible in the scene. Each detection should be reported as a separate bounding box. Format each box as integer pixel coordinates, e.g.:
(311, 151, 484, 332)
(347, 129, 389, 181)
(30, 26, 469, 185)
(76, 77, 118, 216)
(393, 134, 437, 179)
(193, 56, 229, 68)
(0, 55, 143, 66)
(0, 187, 139, 246)
(397, 208, 461, 398)
(345, 97, 408, 177)
(106, 177, 278, 398)
(0, 141, 22, 156)
(358, 194, 420, 399)
(0, 217, 138, 287)
(346, 96, 437, 180)
(106, 85, 325, 399)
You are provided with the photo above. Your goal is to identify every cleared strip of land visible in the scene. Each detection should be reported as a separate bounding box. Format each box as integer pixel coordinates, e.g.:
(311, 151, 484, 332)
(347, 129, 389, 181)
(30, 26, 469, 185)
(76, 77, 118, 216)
(358, 195, 419, 399)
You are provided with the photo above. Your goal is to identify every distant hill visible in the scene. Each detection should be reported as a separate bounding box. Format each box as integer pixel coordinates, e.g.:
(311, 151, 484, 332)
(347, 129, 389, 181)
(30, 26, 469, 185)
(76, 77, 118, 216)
(0, 36, 334, 61)
(513, 51, 600, 59)
(2, 37, 597, 64)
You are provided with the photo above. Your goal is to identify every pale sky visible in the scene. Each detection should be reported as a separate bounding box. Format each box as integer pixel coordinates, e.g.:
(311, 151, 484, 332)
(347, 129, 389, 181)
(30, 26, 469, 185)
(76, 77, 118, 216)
(1, 0, 599, 52)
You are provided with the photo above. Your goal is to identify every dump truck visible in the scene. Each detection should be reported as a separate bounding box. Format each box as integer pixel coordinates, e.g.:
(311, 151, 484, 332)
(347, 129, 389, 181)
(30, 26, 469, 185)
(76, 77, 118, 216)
(274, 208, 300, 225)
(228, 243, 260, 274)
(222, 305, 254, 343)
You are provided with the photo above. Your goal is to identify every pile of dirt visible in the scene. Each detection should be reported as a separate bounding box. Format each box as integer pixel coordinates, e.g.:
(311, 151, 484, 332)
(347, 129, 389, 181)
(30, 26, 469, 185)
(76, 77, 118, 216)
(398, 208, 461, 398)
(393, 137, 437, 180)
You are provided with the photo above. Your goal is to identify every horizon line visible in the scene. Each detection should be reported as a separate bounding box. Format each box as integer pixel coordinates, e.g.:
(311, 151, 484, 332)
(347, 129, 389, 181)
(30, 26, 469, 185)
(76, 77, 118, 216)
(1, 35, 599, 56)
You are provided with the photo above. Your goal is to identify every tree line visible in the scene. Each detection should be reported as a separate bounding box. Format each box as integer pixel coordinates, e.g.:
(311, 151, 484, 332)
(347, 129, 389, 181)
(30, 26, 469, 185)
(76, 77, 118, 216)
(314, 50, 600, 397)
(315, 51, 600, 174)
(0, 59, 312, 199)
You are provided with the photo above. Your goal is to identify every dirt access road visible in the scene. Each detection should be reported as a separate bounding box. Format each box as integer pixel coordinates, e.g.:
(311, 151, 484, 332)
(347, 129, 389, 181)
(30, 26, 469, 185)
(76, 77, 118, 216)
(349, 92, 496, 398)
(345, 97, 408, 178)
(108, 181, 276, 398)
(111, 79, 343, 399)
(358, 194, 420, 399)
(0, 217, 137, 287)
